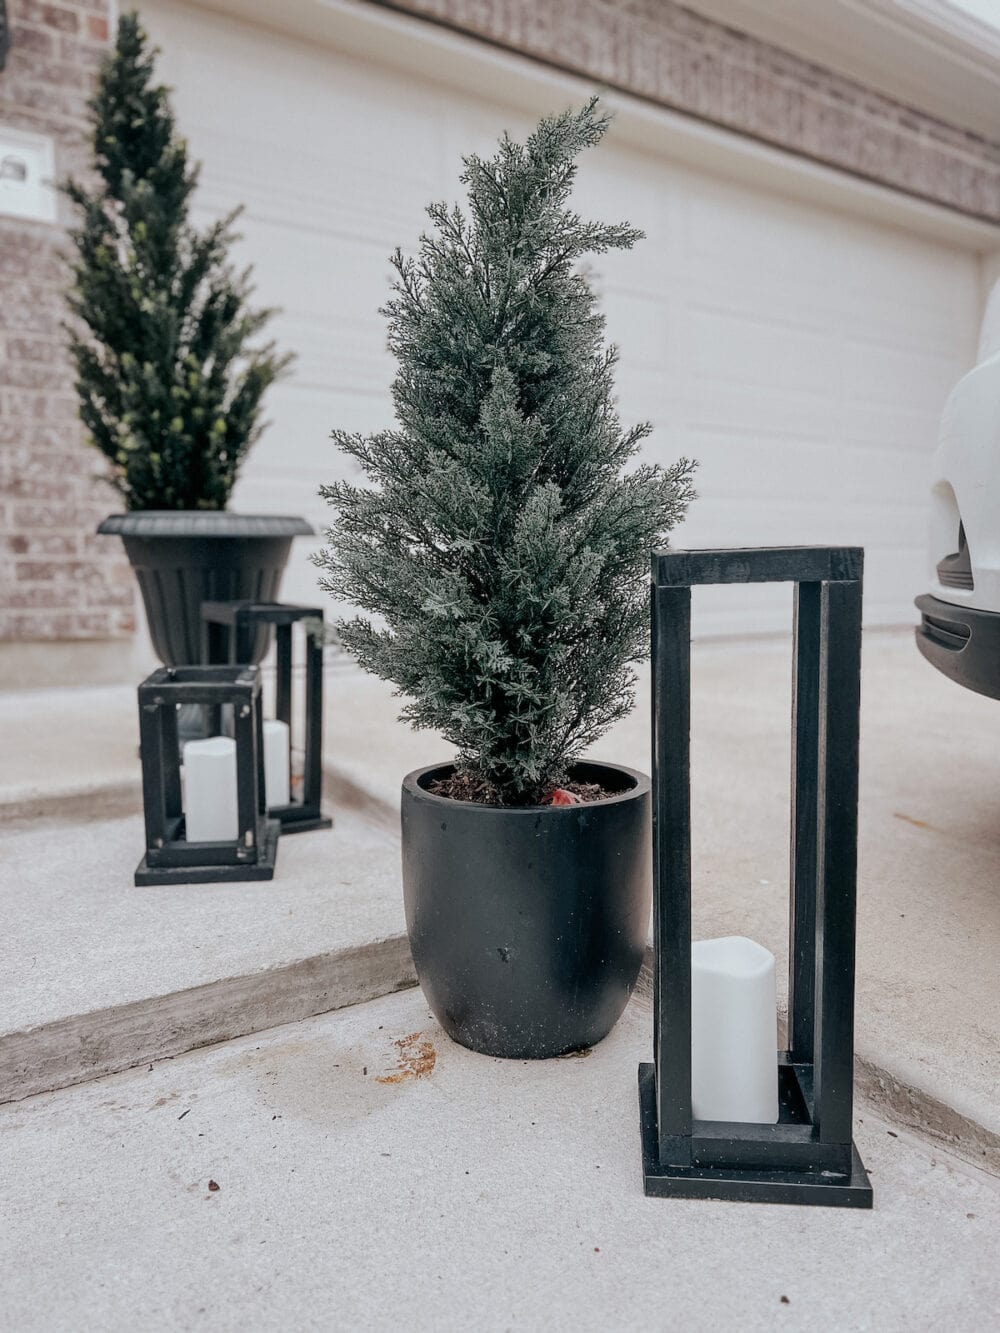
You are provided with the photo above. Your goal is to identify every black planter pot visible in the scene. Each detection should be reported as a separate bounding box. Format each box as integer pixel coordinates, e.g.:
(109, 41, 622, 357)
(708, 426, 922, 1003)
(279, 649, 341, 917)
(401, 760, 651, 1059)
(98, 511, 313, 667)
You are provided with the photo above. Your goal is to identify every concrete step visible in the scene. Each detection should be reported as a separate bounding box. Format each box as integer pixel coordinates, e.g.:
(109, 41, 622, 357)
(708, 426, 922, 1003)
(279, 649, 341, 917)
(2, 985, 998, 1333)
(2, 634, 998, 1178)
(0, 811, 414, 1103)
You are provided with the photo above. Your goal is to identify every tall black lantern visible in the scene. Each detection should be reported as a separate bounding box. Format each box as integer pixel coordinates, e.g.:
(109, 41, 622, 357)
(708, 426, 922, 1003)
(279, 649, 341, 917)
(136, 664, 279, 886)
(201, 601, 332, 834)
(639, 546, 872, 1207)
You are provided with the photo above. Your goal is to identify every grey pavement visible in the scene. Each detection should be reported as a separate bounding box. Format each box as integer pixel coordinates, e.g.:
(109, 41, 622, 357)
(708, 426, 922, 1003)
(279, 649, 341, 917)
(1, 985, 998, 1333)
(1, 632, 998, 1171)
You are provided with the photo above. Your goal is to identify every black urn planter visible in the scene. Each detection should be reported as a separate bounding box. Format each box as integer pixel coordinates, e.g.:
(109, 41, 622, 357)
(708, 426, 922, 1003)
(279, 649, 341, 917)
(401, 760, 651, 1059)
(98, 511, 313, 667)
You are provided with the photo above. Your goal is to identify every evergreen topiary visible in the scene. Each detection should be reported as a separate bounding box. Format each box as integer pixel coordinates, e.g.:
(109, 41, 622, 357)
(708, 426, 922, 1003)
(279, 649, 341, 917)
(63, 12, 291, 511)
(316, 99, 695, 805)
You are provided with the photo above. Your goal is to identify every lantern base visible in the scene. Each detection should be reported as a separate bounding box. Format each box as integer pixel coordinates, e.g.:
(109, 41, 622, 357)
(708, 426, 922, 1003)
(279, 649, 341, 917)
(638, 1064, 873, 1208)
(135, 818, 281, 886)
(271, 806, 333, 835)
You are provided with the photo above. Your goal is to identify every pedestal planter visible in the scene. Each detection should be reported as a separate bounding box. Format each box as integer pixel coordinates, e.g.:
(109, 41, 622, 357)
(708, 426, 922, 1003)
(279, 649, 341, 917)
(401, 760, 651, 1059)
(98, 512, 313, 667)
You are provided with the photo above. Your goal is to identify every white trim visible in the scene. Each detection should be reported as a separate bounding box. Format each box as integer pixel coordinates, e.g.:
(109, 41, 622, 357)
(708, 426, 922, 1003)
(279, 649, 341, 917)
(880, 0, 1000, 62)
(178, 0, 999, 251)
(680, 0, 1000, 141)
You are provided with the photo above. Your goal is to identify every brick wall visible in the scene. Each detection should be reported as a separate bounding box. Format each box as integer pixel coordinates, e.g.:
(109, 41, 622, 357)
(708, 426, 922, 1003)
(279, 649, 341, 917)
(377, 0, 1000, 223)
(0, 0, 135, 644)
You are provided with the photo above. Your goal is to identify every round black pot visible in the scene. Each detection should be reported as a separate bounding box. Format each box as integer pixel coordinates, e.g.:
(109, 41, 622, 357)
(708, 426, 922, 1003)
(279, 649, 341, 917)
(98, 511, 313, 666)
(401, 760, 651, 1059)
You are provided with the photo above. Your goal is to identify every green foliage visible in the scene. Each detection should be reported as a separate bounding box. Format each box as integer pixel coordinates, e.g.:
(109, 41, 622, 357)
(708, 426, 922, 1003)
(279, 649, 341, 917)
(63, 12, 291, 511)
(316, 99, 695, 804)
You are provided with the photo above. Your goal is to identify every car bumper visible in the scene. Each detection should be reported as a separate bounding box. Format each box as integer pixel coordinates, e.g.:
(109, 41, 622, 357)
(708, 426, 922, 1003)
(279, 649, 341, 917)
(914, 594, 1000, 701)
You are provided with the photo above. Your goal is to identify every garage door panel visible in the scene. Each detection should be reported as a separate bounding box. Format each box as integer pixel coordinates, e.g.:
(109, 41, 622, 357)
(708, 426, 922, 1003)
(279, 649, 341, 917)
(841, 336, 970, 413)
(148, 4, 447, 179)
(680, 496, 924, 549)
(686, 186, 846, 290)
(243, 383, 390, 482)
(278, 313, 394, 399)
(688, 306, 835, 394)
(184, 210, 401, 320)
(599, 289, 671, 373)
(688, 432, 931, 509)
(190, 134, 437, 257)
(839, 398, 939, 453)
(686, 187, 978, 340)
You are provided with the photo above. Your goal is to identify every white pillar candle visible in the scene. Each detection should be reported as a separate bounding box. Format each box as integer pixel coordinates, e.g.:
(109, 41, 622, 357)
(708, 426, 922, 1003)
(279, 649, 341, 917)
(183, 736, 238, 843)
(691, 936, 779, 1124)
(263, 718, 291, 809)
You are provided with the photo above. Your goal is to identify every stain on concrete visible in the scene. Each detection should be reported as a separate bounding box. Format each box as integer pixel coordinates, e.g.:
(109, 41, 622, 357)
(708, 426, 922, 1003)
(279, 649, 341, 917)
(376, 1032, 436, 1085)
(893, 812, 932, 830)
(148, 1091, 180, 1110)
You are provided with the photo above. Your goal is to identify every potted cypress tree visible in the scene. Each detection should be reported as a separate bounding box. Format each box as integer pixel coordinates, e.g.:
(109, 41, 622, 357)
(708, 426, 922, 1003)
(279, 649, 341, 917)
(317, 100, 695, 1058)
(65, 13, 307, 669)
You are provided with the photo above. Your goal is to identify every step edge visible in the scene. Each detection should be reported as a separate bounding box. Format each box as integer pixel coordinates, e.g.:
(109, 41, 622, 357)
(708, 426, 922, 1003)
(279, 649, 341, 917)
(0, 934, 417, 1105)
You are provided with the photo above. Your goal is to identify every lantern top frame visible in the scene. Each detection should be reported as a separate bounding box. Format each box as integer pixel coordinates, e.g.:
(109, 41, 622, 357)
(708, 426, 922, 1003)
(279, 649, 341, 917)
(652, 545, 862, 586)
(138, 663, 260, 706)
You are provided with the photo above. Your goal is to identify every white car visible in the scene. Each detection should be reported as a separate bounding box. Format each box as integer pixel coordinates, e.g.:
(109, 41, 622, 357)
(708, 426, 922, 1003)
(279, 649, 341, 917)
(916, 281, 1000, 700)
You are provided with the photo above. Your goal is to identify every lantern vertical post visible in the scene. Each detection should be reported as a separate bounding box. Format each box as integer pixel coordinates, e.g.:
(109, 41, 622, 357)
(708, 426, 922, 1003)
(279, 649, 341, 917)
(813, 577, 863, 1147)
(652, 579, 693, 1168)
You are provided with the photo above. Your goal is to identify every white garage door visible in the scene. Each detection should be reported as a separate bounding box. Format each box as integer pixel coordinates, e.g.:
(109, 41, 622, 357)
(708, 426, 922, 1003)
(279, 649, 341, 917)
(138, 0, 981, 637)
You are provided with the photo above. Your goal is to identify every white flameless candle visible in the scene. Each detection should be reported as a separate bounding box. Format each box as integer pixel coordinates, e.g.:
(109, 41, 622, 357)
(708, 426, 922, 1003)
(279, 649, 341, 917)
(183, 736, 238, 843)
(263, 718, 291, 809)
(691, 936, 779, 1124)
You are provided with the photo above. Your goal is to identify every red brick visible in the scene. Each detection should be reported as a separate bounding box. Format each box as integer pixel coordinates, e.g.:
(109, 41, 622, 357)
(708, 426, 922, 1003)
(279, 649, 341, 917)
(1, 77, 90, 120)
(5, 335, 63, 361)
(0, 388, 80, 419)
(10, 22, 57, 57)
(0, 424, 77, 450)
(5, 50, 89, 91)
(0, 279, 66, 329)
(0, 229, 68, 281)
(10, 501, 105, 528)
(3, 473, 71, 500)
(4, 533, 79, 556)
(17, 557, 108, 583)
(0, 360, 67, 390)
(0, 583, 77, 608)
(0, 610, 119, 639)
(85, 13, 109, 42)
(15, 2, 79, 35)
(85, 582, 134, 608)
(58, 33, 106, 67)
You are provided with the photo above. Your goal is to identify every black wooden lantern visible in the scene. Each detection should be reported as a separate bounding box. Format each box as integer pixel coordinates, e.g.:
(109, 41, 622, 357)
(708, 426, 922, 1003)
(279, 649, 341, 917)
(639, 546, 872, 1207)
(135, 664, 279, 886)
(201, 601, 332, 834)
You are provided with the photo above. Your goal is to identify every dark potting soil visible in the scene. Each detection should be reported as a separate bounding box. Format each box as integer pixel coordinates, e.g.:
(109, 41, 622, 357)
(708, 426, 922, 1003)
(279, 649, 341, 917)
(427, 772, 611, 807)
